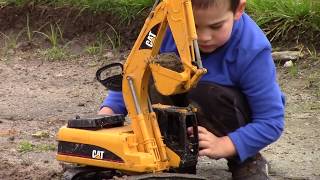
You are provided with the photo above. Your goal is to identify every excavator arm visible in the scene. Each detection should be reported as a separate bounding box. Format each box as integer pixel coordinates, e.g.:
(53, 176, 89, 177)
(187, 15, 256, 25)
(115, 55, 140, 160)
(122, 0, 206, 171)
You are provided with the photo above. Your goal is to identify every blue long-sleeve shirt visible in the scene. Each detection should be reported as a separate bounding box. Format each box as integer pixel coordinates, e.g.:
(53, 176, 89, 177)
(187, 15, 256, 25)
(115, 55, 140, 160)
(101, 13, 285, 162)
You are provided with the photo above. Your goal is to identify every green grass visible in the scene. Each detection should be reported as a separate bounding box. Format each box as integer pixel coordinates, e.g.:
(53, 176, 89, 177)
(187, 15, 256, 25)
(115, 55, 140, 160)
(34, 23, 64, 48)
(1, 0, 319, 48)
(246, 0, 320, 43)
(18, 141, 34, 153)
(288, 64, 299, 77)
(44, 46, 68, 61)
(85, 44, 102, 55)
(18, 141, 56, 153)
(55, 0, 153, 24)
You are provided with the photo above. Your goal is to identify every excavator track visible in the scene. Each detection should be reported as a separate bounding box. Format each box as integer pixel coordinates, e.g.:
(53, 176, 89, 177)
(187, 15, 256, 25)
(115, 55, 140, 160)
(62, 166, 207, 180)
(122, 173, 207, 180)
(61, 166, 118, 180)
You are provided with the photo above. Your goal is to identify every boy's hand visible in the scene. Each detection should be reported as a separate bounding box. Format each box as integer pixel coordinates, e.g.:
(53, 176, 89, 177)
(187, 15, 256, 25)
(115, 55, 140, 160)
(98, 107, 115, 115)
(188, 126, 237, 159)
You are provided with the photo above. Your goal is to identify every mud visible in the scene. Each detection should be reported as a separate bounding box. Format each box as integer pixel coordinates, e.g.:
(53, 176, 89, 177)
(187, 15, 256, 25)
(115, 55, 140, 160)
(152, 53, 184, 72)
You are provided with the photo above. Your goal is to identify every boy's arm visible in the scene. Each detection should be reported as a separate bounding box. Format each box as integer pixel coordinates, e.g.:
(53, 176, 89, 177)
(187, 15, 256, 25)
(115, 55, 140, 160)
(99, 90, 127, 115)
(228, 48, 285, 162)
(98, 107, 115, 115)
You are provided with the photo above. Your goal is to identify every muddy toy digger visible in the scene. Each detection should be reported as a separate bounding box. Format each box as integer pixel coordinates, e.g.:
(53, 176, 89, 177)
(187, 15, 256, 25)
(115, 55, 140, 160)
(56, 0, 207, 179)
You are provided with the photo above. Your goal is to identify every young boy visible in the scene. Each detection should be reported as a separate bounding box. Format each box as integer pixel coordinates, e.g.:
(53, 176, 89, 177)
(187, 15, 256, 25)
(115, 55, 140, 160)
(99, 0, 285, 179)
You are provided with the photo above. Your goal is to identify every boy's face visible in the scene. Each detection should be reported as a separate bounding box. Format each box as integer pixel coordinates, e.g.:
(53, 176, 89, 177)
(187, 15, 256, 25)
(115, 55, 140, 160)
(193, 0, 244, 53)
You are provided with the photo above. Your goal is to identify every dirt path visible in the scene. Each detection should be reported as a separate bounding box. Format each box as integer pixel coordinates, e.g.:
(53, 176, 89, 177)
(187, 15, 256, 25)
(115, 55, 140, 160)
(0, 49, 319, 179)
(0, 52, 102, 179)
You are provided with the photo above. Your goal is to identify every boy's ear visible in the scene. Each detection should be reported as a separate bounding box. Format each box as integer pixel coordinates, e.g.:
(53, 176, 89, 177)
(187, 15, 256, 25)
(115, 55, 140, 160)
(234, 0, 246, 20)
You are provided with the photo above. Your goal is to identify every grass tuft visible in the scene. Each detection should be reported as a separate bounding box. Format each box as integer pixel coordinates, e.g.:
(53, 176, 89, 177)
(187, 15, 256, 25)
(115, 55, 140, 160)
(18, 141, 34, 153)
(1, 0, 153, 24)
(18, 140, 56, 153)
(247, 0, 320, 44)
(289, 64, 299, 77)
(44, 46, 68, 61)
(34, 23, 64, 48)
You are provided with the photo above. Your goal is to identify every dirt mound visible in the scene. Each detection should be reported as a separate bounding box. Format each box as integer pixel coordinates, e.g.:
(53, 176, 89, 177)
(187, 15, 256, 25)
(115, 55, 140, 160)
(152, 53, 184, 72)
(0, 5, 146, 48)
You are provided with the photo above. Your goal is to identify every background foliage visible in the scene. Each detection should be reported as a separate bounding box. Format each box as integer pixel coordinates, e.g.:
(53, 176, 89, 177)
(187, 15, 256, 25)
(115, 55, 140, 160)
(0, 0, 319, 45)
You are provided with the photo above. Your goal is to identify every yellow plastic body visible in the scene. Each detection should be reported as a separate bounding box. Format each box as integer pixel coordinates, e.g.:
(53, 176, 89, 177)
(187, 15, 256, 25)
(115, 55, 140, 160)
(56, 125, 178, 172)
(57, 0, 206, 173)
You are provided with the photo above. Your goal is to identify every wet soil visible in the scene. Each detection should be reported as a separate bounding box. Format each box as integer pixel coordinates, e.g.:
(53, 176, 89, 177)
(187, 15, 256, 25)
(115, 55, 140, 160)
(152, 53, 184, 72)
(0, 5, 320, 180)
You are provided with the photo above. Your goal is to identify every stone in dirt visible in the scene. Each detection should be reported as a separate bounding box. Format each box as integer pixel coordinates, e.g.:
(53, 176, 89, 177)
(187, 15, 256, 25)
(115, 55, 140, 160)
(272, 51, 303, 62)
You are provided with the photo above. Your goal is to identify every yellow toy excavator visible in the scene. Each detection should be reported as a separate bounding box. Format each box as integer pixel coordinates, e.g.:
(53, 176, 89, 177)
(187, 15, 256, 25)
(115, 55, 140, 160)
(56, 0, 207, 179)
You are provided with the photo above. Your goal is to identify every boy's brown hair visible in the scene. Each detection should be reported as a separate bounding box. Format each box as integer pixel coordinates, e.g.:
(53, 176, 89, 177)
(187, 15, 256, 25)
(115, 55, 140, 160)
(192, 0, 240, 13)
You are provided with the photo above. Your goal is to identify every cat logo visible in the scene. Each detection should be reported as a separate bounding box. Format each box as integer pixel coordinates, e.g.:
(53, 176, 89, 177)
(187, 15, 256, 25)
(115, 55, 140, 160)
(145, 31, 156, 48)
(92, 150, 104, 160)
(140, 24, 159, 50)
